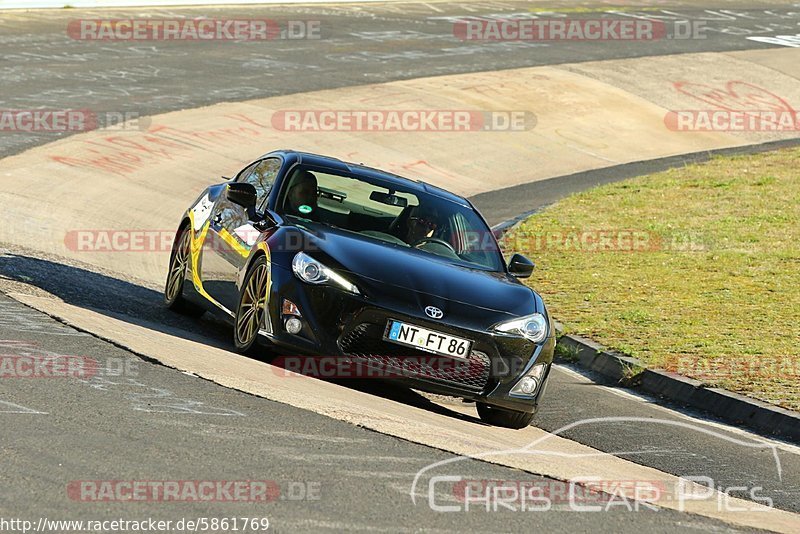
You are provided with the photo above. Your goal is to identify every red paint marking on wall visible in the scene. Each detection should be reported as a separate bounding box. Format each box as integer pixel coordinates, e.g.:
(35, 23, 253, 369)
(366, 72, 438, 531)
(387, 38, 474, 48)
(48, 115, 270, 176)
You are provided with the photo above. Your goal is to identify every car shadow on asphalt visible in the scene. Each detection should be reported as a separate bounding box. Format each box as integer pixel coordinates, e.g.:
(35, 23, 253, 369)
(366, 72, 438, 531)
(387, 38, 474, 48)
(0, 253, 485, 426)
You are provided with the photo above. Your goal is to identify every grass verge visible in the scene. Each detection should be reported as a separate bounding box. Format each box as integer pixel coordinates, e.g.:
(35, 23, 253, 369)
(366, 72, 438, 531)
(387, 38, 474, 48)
(504, 147, 800, 411)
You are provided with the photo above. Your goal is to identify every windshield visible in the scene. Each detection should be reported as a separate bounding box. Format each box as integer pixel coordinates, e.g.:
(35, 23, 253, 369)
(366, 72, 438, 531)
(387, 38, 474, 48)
(278, 165, 504, 271)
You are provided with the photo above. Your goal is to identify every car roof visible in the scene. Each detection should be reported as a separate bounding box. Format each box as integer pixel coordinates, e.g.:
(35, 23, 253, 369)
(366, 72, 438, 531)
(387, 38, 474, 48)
(263, 149, 470, 207)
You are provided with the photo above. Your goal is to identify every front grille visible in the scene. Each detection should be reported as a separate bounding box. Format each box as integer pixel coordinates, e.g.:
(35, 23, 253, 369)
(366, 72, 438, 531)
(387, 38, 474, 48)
(339, 322, 491, 393)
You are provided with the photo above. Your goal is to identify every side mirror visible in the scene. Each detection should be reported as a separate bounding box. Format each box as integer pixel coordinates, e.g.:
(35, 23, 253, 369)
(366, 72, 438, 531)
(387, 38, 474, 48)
(508, 253, 534, 278)
(227, 183, 258, 220)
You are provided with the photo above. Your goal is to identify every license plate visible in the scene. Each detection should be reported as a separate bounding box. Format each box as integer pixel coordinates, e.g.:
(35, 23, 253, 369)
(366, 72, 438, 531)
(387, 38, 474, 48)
(384, 319, 473, 360)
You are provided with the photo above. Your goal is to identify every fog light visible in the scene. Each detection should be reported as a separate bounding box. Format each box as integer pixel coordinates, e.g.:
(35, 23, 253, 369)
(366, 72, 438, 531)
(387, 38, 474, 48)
(285, 317, 302, 335)
(517, 377, 537, 395)
(510, 363, 547, 396)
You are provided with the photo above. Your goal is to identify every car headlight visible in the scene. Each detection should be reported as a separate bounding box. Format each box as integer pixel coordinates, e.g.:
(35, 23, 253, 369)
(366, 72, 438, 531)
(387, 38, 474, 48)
(493, 313, 548, 343)
(291, 252, 360, 295)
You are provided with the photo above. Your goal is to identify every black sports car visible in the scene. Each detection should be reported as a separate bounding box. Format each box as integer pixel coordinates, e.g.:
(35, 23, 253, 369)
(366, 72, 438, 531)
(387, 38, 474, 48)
(165, 150, 554, 428)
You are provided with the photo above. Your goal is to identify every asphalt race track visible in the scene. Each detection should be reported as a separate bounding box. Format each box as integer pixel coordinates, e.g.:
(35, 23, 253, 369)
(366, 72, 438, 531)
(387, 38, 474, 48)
(0, 292, 763, 532)
(1, 1, 799, 532)
(2, 0, 799, 158)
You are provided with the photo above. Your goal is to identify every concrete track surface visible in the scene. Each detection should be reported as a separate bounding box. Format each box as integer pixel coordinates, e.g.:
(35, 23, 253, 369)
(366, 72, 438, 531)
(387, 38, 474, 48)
(1, 2, 799, 532)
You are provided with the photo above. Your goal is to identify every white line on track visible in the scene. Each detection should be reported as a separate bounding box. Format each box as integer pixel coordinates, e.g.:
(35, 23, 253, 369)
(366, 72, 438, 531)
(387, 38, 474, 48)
(554, 363, 800, 456)
(0, 399, 47, 414)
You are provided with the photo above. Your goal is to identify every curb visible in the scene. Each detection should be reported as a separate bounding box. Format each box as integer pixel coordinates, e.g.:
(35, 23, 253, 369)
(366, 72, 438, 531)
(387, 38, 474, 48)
(489, 141, 800, 444)
(555, 333, 800, 443)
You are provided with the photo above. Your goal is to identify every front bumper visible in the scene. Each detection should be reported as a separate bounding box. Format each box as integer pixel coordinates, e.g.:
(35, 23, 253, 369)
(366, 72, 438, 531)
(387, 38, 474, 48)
(262, 265, 554, 413)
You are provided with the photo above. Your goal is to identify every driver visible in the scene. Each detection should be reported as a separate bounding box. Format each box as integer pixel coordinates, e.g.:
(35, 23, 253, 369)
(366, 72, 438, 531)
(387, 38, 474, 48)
(405, 204, 440, 245)
(286, 170, 318, 216)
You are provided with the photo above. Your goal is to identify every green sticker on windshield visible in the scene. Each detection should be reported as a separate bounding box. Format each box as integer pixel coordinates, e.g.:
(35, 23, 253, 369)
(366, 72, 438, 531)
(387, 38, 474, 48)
(299, 204, 313, 214)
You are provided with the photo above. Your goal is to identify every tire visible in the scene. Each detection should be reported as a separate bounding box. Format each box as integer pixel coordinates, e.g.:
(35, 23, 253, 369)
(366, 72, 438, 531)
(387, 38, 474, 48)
(476, 401, 534, 429)
(164, 224, 204, 317)
(234, 255, 269, 355)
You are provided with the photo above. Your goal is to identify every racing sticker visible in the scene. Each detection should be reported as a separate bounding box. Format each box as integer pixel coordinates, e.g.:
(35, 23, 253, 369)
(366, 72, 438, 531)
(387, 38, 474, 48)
(233, 223, 259, 247)
(191, 194, 213, 230)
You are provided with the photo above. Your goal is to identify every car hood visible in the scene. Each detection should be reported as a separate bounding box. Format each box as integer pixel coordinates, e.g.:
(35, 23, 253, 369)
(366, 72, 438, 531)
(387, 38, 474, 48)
(282, 222, 539, 318)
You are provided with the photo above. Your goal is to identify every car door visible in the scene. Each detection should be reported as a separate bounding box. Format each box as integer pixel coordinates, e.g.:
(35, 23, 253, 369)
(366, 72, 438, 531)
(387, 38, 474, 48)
(200, 157, 281, 313)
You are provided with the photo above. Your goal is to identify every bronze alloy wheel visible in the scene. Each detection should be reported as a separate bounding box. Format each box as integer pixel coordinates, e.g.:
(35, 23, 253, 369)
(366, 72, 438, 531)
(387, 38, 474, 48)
(164, 226, 203, 317)
(165, 227, 191, 304)
(235, 257, 269, 352)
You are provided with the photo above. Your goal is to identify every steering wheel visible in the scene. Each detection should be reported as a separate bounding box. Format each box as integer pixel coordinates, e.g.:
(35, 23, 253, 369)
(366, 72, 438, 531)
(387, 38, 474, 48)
(412, 237, 457, 254)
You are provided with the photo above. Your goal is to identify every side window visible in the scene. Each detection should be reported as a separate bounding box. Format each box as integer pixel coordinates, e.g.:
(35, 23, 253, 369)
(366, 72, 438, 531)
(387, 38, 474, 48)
(237, 158, 280, 210)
